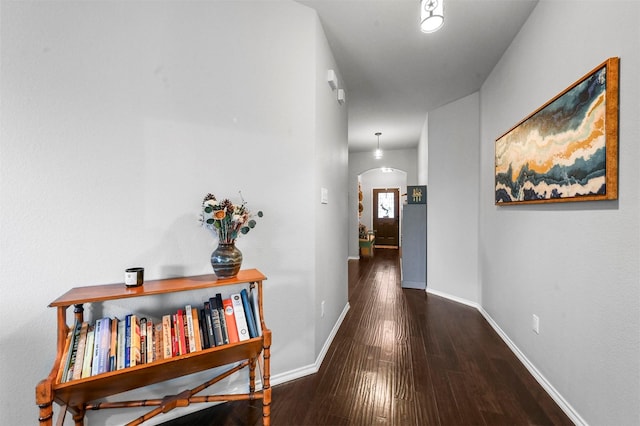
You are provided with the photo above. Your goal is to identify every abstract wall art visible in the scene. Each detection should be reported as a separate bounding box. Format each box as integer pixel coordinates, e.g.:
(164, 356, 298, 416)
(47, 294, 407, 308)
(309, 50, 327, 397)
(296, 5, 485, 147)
(495, 57, 619, 205)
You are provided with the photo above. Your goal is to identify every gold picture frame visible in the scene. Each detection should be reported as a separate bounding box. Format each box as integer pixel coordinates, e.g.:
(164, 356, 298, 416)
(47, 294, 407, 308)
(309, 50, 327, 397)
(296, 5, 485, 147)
(495, 57, 619, 205)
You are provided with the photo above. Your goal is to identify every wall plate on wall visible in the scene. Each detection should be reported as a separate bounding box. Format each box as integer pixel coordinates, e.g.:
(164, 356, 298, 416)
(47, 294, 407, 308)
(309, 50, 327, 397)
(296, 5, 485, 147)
(327, 70, 338, 90)
(321, 187, 328, 204)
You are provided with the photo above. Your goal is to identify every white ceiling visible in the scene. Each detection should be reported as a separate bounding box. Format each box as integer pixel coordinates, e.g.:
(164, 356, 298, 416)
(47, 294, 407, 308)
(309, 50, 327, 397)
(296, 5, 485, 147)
(297, 0, 538, 152)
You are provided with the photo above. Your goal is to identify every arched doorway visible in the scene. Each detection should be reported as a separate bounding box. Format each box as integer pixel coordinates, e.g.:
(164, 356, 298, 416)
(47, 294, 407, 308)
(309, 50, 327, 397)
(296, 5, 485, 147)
(358, 168, 407, 250)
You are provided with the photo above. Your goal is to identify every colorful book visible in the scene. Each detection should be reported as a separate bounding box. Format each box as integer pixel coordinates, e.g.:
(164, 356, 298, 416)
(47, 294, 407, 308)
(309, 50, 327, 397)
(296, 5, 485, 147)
(203, 302, 216, 347)
(231, 293, 250, 341)
(216, 293, 229, 345)
(250, 288, 263, 337)
(171, 313, 179, 356)
(181, 309, 190, 353)
(56, 331, 73, 383)
(62, 321, 83, 382)
(146, 318, 154, 363)
(222, 298, 239, 343)
(81, 325, 95, 378)
(71, 322, 89, 381)
(117, 319, 126, 370)
(174, 311, 185, 355)
(190, 307, 202, 352)
(130, 315, 141, 367)
(209, 297, 224, 346)
(154, 322, 164, 361)
(125, 314, 132, 368)
(109, 317, 118, 371)
(97, 317, 112, 374)
(57, 329, 73, 383)
(140, 317, 147, 364)
(162, 315, 172, 359)
(199, 308, 210, 349)
(241, 289, 258, 338)
(91, 318, 104, 376)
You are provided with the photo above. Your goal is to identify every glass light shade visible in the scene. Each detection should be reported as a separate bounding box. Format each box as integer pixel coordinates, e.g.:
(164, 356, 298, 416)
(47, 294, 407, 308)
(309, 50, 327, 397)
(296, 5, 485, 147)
(374, 148, 383, 159)
(420, 0, 444, 33)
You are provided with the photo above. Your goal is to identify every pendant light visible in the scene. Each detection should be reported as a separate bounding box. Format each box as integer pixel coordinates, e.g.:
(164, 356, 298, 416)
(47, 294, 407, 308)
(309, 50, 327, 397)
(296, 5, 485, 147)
(420, 0, 444, 33)
(374, 132, 383, 159)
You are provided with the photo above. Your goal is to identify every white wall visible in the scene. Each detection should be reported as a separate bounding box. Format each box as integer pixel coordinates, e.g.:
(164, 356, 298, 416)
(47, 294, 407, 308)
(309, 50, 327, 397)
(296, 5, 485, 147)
(311, 16, 350, 358)
(348, 148, 418, 258)
(417, 116, 429, 185)
(0, 1, 347, 425)
(480, 1, 639, 425)
(426, 92, 480, 302)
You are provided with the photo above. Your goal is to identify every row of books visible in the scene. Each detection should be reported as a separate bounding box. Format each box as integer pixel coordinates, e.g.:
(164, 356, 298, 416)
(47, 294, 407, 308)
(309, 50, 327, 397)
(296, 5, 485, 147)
(58, 288, 261, 383)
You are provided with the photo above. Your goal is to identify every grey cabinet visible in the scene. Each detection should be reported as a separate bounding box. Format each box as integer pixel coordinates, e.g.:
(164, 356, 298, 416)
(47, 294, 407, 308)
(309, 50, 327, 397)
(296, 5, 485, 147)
(401, 204, 427, 289)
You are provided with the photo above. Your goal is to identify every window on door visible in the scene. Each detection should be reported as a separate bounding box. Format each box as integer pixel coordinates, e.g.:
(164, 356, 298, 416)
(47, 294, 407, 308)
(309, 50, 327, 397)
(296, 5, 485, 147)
(373, 188, 399, 247)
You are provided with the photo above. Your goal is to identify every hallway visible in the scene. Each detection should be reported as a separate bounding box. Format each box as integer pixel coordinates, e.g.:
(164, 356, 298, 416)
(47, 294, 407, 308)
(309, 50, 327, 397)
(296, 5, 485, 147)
(162, 249, 572, 425)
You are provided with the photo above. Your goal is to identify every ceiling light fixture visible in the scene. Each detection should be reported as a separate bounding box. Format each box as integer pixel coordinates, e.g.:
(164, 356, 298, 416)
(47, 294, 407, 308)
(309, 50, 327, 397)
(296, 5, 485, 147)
(420, 0, 444, 33)
(374, 132, 383, 159)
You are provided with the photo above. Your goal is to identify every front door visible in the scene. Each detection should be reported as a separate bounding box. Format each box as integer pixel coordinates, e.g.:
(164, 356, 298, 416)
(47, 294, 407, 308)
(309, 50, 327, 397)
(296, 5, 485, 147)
(373, 188, 399, 247)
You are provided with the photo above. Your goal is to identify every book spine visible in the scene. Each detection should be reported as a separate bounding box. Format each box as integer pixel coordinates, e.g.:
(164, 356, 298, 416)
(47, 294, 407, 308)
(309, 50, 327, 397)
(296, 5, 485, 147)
(182, 310, 190, 353)
(71, 322, 89, 381)
(140, 317, 147, 364)
(81, 325, 95, 378)
(185, 305, 196, 353)
(98, 317, 111, 374)
(203, 302, 216, 347)
(209, 297, 224, 346)
(57, 330, 73, 384)
(250, 288, 263, 337)
(199, 309, 209, 349)
(62, 321, 83, 382)
(117, 319, 126, 370)
(173, 312, 184, 355)
(146, 319, 154, 363)
(171, 314, 179, 356)
(155, 323, 163, 361)
(109, 317, 118, 371)
(131, 315, 141, 366)
(91, 318, 102, 376)
(125, 314, 132, 368)
(222, 298, 239, 343)
(231, 293, 250, 341)
(162, 315, 172, 359)
(241, 289, 258, 338)
(216, 293, 229, 345)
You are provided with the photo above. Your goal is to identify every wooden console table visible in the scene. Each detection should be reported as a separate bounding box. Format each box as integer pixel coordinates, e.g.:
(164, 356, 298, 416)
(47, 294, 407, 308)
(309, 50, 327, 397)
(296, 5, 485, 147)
(35, 269, 272, 425)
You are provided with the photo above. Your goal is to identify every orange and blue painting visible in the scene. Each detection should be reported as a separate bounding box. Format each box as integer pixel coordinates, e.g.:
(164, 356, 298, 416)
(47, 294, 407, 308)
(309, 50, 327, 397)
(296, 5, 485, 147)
(495, 58, 618, 204)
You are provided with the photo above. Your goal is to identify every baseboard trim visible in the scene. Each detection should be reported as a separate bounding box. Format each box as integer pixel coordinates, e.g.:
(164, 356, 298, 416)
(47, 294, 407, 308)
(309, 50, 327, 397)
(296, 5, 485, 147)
(269, 301, 351, 386)
(426, 288, 586, 426)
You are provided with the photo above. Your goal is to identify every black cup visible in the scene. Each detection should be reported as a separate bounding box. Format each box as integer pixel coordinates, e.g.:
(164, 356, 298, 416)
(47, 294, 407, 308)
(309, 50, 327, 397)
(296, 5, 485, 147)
(125, 267, 144, 287)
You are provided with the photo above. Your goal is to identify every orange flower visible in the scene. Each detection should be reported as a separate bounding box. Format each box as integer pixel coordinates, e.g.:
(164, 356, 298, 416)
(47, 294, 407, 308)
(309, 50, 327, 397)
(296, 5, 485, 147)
(214, 210, 226, 220)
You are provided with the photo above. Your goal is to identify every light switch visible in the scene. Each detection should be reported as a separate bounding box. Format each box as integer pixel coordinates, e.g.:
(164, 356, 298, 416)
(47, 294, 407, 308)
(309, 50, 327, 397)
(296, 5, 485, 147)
(321, 187, 328, 204)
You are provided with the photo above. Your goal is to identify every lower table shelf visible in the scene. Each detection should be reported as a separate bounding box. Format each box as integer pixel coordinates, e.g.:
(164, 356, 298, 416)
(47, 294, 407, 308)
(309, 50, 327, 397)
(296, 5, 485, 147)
(37, 331, 272, 426)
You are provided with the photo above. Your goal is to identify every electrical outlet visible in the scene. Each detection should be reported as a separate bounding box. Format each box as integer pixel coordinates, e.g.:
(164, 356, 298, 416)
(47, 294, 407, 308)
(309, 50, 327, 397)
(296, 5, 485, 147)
(532, 314, 540, 334)
(321, 301, 325, 318)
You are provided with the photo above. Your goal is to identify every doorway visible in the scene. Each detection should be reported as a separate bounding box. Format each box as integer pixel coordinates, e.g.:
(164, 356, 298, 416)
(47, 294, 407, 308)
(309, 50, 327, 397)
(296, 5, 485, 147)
(373, 188, 399, 247)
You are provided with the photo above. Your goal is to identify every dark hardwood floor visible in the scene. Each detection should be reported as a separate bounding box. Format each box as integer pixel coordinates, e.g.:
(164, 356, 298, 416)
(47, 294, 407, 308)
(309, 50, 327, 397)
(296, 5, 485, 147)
(160, 249, 572, 425)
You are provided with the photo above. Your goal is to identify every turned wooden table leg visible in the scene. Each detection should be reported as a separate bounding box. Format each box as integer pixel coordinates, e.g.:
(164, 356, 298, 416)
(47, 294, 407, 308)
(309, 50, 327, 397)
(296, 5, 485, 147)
(36, 379, 54, 426)
(72, 408, 85, 426)
(37, 401, 53, 426)
(249, 357, 256, 394)
(262, 330, 272, 426)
